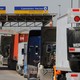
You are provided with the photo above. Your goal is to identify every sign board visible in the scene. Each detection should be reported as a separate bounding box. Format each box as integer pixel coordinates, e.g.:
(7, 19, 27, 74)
(0, 6, 6, 14)
(68, 8, 80, 24)
(14, 6, 48, 14)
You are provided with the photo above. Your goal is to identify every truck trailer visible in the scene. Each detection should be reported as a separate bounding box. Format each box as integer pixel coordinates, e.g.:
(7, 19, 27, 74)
(56, 8, 80, 80)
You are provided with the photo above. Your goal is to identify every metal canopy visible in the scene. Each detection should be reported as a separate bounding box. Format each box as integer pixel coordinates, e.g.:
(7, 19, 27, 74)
(0, 13, 56, 27)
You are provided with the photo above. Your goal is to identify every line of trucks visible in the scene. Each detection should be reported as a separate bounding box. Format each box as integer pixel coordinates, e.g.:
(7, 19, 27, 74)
(1, 8, 80, 80)
(1, 26, 56, 79)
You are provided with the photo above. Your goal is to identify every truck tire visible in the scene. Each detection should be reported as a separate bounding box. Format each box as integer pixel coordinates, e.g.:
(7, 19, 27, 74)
(16, 64, 20, 73)
(8, 59, 17, 70)
(69, 60, 80, 72)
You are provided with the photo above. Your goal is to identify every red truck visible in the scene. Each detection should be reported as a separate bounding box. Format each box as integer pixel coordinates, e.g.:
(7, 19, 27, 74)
(1, 34, 28, 70)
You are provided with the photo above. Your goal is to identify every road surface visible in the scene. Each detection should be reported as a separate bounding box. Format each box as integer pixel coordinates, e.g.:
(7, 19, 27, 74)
(0, 65, 26, 80)
(0, 64, 53, 80)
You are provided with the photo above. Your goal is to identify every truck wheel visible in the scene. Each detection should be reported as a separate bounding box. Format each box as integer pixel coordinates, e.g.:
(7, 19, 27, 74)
(16, 64, 20, 73)
(69, 61, 80, 72)
(8, 64, 11, 69)
(8, 59, 17, 70)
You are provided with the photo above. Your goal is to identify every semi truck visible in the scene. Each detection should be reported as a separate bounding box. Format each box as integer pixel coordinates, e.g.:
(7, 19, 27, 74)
(1, 34, 28, 70)
(16, 34, 28, 74)
(56, 8, 80, 80)
(32, 26, 56, 80)
(39, 27, 56, 80)
(27, 30, 41, 79)
(41, 27, 56, 68)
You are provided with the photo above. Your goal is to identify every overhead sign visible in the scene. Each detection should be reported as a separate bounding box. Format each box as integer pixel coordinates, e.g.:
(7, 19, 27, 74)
(14, 6, 48, 14)
(0, 6, 6, 14)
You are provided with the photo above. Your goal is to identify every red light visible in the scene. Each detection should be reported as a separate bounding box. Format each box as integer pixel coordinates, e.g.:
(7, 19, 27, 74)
(74, 16, 80, 22)
(71, 74, 78, 77)
(69, 48, 75, 52)
(72, 9, 79, 12)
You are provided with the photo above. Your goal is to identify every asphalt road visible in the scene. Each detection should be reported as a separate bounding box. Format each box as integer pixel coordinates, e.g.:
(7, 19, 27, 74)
(0, 65, 26, 80)
(43, 69, 53, 80)
(0, 64, 53, 80)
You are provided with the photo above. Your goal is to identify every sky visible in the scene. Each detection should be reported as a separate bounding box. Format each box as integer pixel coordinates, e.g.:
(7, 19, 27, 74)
(0, 0, 79, 25)
(0, 0, 77, 15)
(0, 0, 78, 15)
(0, 0, 79, 15)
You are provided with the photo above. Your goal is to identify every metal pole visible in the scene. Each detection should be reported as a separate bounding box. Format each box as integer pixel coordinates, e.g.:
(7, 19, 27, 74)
(71, 0, 73, 8)
(24, 43, 28, 77)
(78, 0, 80, 8)
(71, 0, 73, 27)
(58, 5, 61, 17)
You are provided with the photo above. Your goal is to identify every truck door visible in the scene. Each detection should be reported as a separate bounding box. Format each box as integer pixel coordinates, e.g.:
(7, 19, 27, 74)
(41, 27, 56, 68)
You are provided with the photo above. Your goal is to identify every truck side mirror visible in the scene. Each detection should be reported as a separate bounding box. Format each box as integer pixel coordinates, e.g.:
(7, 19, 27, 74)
(46, 44, 52, 53)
